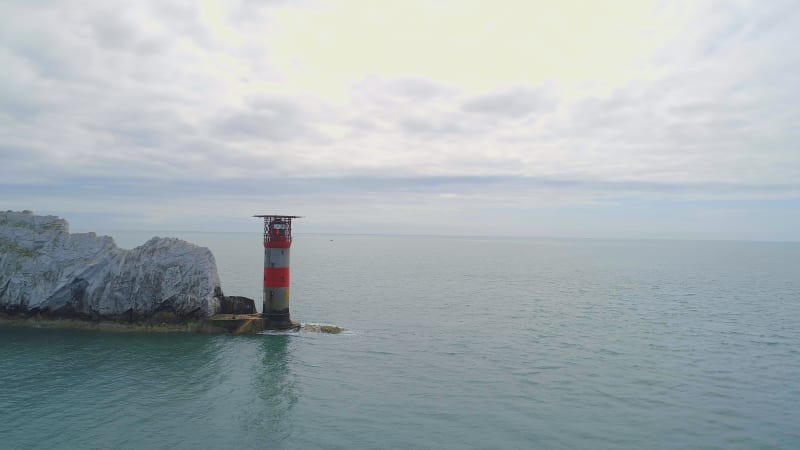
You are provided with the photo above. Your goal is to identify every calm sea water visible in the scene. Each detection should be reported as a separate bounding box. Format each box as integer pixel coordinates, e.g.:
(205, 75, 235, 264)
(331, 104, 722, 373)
(2, 233, 799, 449)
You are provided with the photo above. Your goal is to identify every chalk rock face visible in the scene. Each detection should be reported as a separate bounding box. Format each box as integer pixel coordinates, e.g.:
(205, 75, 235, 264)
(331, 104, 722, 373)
(0, 211, 221, 319)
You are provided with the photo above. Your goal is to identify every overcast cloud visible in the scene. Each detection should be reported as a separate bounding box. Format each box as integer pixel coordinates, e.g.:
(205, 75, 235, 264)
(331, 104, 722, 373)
(1, 0, 799, 240)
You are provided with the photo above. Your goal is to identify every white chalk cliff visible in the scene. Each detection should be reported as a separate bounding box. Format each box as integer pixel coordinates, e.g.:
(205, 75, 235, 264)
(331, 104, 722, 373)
(0, 211, 221, 319)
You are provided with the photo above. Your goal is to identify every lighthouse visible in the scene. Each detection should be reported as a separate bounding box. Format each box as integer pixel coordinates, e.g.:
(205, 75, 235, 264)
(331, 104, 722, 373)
(254, 214, 302, 329)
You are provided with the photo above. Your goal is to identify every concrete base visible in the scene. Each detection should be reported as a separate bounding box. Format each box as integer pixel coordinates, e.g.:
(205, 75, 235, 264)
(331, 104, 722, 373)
(203, 314, 300, 335)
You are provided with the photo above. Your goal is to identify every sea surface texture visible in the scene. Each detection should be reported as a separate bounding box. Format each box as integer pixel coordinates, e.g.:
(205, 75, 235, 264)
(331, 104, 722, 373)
(2, 233, 799, 449)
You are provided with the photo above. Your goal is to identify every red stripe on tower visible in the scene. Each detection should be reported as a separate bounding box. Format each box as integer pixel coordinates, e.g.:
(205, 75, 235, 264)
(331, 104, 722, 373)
(264, 267, 290, 287)
(264, 240, 291, 248)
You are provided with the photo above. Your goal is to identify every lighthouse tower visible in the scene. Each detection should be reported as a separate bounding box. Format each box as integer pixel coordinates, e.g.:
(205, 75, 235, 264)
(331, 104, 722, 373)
(254, 214, 301, 329)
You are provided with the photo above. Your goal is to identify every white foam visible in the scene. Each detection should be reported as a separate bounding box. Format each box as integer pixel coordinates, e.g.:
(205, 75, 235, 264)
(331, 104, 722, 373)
(258, 328, 300, 336)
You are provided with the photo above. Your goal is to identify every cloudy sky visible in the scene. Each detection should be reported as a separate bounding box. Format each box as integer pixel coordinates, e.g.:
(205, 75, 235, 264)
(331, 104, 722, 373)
(1, 0, 798, 240)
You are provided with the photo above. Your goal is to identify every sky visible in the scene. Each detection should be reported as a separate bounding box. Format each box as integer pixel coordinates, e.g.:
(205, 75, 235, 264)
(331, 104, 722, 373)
(1, 0, 799, 240)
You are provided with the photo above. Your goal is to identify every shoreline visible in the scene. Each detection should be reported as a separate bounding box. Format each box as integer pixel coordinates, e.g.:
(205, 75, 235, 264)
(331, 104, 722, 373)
(0, 315, 207, 334)
(0, 316, 344, 335)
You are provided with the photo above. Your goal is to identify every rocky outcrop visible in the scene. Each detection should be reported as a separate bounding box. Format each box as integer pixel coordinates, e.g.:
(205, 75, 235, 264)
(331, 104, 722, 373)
(0, 211, 222, 321)
(219, 296, 256, 315)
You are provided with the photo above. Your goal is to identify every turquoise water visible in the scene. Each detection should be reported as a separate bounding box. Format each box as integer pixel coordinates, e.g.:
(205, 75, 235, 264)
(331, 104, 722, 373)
(2, 234, 800, 449)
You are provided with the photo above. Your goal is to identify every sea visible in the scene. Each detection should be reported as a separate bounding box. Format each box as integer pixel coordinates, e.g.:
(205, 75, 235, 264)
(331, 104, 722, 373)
(1, 232, 799, 449)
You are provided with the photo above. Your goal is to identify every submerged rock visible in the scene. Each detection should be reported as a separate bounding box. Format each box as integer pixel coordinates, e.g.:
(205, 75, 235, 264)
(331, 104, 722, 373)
(0, 211, 222, 321)
(301, 323, 345, 334)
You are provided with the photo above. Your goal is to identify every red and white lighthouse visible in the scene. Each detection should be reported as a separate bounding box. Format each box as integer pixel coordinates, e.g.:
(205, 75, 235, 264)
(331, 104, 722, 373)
(254, 214, 301, 329)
